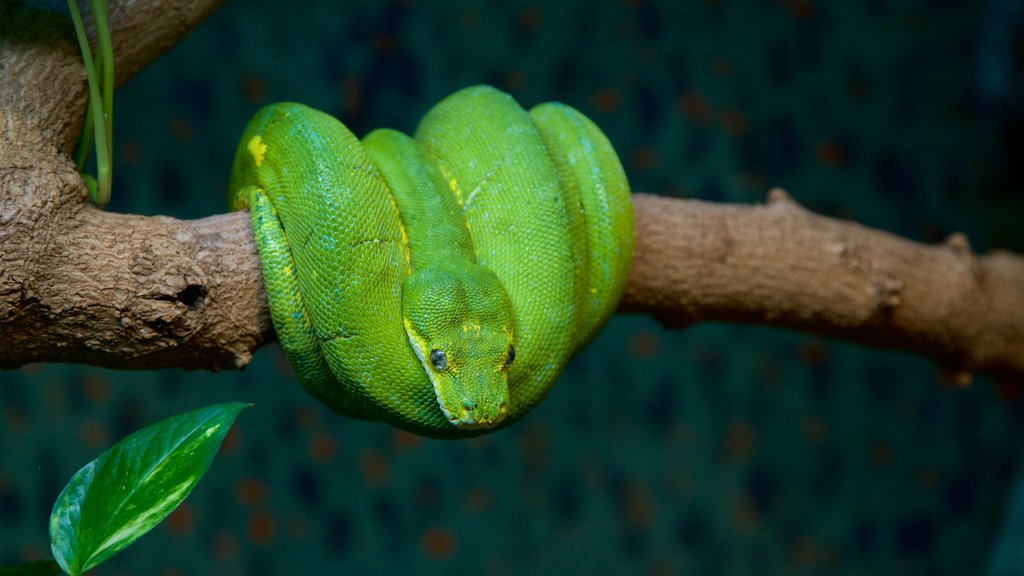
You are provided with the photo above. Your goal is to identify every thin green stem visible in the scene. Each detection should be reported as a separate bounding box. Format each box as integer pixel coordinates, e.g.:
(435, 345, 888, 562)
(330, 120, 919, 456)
(92, 0, 113, 207)
(68, 0, 94, 173)
(72, 103, 95, 172)
(66, 0, 113, 207)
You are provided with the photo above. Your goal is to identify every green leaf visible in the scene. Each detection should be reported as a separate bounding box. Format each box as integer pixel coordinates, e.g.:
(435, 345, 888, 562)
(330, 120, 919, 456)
(49, 402, 249, 576)
(0, 560, 60, 576)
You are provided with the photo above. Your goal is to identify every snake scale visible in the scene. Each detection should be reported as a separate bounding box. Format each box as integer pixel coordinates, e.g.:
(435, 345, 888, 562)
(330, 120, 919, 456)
(229, 85, 633, 438)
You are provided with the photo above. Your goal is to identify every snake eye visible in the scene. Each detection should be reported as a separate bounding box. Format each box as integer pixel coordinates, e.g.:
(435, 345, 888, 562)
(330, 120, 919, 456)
(429, 349, 448, 370)
(505, 345, 515, 367)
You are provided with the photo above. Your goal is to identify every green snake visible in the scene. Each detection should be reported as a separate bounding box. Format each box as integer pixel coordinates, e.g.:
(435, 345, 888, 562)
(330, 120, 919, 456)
(228, 85, 634, 438)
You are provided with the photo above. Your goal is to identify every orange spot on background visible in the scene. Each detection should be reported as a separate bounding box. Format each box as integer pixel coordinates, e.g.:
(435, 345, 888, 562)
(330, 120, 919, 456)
(170, 118, 194, 143)
(308, 432, 338, 462)
(243, 73, 267, 104)
(391, 429, 422, 451)
(710, 56, 737, 78)
(292, 405, 319, 430)
(719, 107, 747, 135)
(777, 0, 816, 19)
(723, 421, 755, 462)
(211, 531, 239, 561)
(120, 141, 142, 166)
(628, 330, 662, 358)
(340, 74, 364, 118)
(678, 91, 713, 123)
(375, 35, 398, 54)
(799, 340, 830, 365)
(421, 526, 457, 559)
(247, 511, 275, 546)
(82, 376, 109, 404)
(734, 494, 760, 532)
(79, 419, 110, 448)
(359, 449, 390, 488)
(462, 487, 495, 515)
(165, 503, 195, 536)
(802, 415, 827, 444)
(518, 5, 543, 30)
(815, 140, 847, 167)
(629, 147, 660, 171)
(502, 68, 528, 92)
(235, 478, 269, 506)
(623, 482, 655, 529)
(220, 426, 242, 454)
(590, 89, 622, 113)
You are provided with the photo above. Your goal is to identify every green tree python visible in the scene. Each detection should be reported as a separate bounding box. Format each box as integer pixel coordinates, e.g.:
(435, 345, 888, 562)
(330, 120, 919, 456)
(229, 85, 634, 438)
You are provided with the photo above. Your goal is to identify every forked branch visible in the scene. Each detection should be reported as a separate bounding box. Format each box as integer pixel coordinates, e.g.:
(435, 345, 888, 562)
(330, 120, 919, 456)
(1, 1, 1021, 384)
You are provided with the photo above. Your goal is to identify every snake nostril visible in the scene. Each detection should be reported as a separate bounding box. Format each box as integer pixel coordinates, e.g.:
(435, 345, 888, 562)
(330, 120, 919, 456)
(462, 400, 477, 411)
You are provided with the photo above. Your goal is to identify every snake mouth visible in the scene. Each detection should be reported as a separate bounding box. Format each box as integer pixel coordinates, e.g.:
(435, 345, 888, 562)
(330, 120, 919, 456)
(452, 419, 496, 430)
(448, 403, 509, 430)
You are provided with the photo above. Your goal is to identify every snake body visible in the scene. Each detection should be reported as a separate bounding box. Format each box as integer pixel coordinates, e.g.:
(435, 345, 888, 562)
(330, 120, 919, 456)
(229, 85, 633, 438)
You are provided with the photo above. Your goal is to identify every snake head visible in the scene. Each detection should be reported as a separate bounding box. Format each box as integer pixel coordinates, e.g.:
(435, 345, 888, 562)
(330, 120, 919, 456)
(402, 264, 515, 430)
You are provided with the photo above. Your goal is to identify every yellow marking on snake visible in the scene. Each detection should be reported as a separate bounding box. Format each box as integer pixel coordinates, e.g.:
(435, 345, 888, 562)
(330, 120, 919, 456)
(439, 164, 464, 206)
(382, 187, 411, 266)
(247, 135, 267, 167)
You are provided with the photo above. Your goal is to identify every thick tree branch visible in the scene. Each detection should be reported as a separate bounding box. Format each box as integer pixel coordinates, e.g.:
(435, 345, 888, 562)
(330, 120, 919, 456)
(1, 1, 1022, 383)
(0, 159, 270, 370)
(2, 187, 1022, 383)
(622, 191, 1024, 384)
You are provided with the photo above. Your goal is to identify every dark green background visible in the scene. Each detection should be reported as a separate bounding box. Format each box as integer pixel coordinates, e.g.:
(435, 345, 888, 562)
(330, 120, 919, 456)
(4, 0, 1024, 574)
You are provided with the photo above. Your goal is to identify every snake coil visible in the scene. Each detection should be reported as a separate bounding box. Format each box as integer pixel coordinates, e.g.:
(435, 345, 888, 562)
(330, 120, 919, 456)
(229, 85, 633, 437)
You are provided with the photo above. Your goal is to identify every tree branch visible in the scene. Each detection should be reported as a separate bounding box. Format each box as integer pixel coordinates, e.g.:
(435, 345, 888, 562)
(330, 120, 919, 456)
(0, 161, 271, 370)
(2, 183, 1022, 383)
(1, 1, 1022, 384)
(622, 191, 1024, 384)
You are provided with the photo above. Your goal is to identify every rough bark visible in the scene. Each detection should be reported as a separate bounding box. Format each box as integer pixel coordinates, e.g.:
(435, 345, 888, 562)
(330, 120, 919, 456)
(622, 191, 1024, 384)
(1, 0, 238, 369)
(0, 169, 270, 370)
(1, 1, 1022, 383)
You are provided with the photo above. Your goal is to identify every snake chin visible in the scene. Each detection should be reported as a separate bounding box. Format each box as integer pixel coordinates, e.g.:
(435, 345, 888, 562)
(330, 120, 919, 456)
(448, 403, 509, 430)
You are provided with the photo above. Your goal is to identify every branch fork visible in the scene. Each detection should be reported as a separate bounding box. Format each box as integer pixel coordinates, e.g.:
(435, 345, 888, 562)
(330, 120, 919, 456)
(1, 0, 1022, 384)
